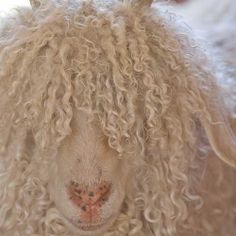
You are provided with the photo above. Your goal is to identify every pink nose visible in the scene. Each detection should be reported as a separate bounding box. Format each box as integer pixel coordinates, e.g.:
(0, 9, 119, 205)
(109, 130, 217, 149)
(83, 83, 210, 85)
(68, 181, 111, 223)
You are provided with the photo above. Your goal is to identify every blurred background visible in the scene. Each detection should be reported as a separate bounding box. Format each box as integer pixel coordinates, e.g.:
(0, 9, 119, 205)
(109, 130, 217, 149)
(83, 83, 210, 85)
(0, 1, 30, 13)
(0, 0, 235, 27)
(0, 0, 188, 13)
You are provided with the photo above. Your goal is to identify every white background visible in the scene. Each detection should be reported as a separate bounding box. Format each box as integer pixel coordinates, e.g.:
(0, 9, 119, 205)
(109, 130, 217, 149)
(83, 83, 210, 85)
(0, 1, 30, 13)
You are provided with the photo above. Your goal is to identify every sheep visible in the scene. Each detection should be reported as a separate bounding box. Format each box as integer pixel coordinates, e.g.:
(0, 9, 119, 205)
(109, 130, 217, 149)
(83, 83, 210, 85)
(0, 0, 235, 235)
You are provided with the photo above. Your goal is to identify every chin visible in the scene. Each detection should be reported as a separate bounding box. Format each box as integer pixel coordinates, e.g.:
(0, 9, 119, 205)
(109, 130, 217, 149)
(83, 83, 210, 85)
(63, 214, 117, 236)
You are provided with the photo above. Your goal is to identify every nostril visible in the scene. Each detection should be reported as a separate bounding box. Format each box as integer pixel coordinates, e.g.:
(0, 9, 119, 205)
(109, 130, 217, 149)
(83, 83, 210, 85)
(68, 181, 112, 224)
(92, 184, 111, 205)
(75, 189, 82, 195)
(68, 181, 111, 208)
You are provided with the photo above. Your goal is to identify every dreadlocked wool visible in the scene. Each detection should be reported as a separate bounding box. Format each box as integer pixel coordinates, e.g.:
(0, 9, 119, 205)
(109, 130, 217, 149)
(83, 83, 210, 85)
(0, 0, 235, 236)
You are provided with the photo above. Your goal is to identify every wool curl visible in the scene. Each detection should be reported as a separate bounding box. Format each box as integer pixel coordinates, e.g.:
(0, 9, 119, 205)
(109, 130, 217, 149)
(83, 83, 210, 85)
(0, 1, 235, 236)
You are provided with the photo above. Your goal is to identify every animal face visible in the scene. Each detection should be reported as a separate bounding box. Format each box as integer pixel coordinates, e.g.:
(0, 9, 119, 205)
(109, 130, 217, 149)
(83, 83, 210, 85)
(48, 112, 129, 235)
(1, 0, 236, 235)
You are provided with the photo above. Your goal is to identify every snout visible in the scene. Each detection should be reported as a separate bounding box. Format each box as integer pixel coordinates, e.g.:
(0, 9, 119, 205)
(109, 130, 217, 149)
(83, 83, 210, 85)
(68, 180, 112, 225)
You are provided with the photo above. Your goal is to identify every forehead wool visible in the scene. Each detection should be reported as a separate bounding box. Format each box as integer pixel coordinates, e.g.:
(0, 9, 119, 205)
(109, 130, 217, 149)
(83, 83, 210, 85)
(0, 0, 212, 154)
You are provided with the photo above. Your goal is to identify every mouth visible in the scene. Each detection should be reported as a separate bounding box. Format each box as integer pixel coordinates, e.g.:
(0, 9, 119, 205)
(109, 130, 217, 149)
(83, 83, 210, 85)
(77, 221, 108, 231)
(76, 215, 116, 232)
(63, 214, 117, 235)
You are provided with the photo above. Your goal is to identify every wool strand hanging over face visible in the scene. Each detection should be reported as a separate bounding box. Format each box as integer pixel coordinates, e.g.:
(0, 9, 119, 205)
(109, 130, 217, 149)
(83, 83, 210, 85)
(0, 0, 236, 236)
